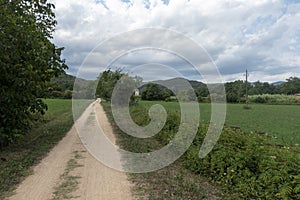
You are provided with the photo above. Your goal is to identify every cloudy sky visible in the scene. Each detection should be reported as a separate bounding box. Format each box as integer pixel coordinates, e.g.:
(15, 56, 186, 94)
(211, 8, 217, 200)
(51, 0, 300, 83)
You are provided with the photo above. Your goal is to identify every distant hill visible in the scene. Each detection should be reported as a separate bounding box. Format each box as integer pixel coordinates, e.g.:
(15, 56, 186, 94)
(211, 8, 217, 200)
(51, 73, 76, 91)
(138, 77, 206, 94)
(272, 81, 285, 85)
(46, 73, 96, 99)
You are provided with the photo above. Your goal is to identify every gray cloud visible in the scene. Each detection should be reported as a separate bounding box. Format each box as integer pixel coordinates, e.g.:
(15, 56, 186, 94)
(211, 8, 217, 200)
(52, 0, 300, 82)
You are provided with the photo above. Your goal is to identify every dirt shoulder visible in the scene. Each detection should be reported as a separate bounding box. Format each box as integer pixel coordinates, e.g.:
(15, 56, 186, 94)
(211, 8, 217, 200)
(9, 102, 133, 200)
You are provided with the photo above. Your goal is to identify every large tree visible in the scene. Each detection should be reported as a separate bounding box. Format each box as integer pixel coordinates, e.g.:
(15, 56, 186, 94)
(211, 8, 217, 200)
(141, 83, 165, 101)
(95, 69, 123, 100)
(0, 0, 67, 146)
(95, 69, 141, 104)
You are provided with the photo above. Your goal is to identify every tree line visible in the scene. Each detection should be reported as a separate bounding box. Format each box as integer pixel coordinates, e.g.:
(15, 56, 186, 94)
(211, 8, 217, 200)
(95, 69, 300, 104)
(224, 77, 300, 103)
(140, 77, 300, 103)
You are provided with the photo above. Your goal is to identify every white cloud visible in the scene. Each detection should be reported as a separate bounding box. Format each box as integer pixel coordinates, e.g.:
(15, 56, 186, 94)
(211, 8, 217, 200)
(52, 0, 300, 82)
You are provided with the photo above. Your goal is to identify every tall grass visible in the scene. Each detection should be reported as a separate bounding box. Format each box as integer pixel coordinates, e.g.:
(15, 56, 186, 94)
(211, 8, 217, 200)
(249, 94, 300, 105)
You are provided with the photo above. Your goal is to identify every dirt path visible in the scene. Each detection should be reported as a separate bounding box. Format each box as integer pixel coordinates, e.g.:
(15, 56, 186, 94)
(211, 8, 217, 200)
(9, 102, 134, 200)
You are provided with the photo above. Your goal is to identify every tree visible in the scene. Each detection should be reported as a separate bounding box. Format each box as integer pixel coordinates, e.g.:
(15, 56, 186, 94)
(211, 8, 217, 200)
(141, 83, 164, 101)
(195, 86, 209, 97)
(0, 0, 67, 146)
(280, 77, 300, 95)
(226, 92, 238, 103)
(249, 81, 276, 95)
(225, 80, 252, 103)
(95, 69, 123, 100)
(95, 69, 141, 105)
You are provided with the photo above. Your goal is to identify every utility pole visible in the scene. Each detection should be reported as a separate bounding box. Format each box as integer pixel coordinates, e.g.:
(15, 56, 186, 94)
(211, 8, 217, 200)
(245, 69, 248, 105)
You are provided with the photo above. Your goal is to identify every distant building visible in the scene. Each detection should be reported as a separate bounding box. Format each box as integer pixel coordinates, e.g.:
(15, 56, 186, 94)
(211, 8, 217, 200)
(134, 89, 140, 96)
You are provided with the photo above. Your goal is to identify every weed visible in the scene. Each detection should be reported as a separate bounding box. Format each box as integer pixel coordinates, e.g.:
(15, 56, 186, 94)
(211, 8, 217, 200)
(50, 151, 84, 200)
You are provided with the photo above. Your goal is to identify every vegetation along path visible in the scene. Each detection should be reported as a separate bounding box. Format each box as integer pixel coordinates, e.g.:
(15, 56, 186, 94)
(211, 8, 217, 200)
(9, 102, 133, 200)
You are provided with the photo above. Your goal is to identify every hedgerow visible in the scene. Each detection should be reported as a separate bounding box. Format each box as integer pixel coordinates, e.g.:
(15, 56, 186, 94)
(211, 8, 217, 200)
(249, 94, 299, 105)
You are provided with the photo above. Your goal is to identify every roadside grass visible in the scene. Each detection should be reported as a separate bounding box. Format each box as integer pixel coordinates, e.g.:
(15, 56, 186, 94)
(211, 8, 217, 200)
(131, 160, 223, 200)
(102, 102, 223, 200)
(140, 101, 300, 145)
(0, 99, 92, 200)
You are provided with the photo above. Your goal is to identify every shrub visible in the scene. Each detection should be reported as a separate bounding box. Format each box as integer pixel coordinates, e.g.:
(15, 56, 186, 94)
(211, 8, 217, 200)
(183, 127, 300, 199)
(123, 104, 300, 199)
(226, 92, 238, 103)
(249, 94, 299, 105)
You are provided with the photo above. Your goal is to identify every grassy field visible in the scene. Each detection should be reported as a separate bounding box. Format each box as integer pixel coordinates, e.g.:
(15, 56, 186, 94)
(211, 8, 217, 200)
(102, 102, 224, 199)
(103, 101, 300, 199)
(0, 99, 92, 199)
(140, 101, 300, 145)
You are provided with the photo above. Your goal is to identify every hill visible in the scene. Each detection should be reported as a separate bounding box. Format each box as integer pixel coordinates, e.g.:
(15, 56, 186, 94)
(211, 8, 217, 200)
(272, 81, 285, 85)
(139, 77, 206, 92)
(45, 73, 95, 99)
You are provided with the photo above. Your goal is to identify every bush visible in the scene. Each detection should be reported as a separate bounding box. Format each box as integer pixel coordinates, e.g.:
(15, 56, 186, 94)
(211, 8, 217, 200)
(226, 92, 238, 103)
(183, 127, 300, 199)
(141, 83, 165, 101)
(127, 105, 300, 199)
(249, 94, 299, 105)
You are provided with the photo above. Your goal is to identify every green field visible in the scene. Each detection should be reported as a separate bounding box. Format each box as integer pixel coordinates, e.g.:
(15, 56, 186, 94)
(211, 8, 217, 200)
(104, 101, 300, 199)
(0, 99, 92, 199)
(139, 101, 300, 145)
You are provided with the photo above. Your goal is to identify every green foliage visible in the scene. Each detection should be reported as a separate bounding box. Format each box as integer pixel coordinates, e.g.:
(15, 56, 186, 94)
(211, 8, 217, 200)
(183, 127, 300, 199)
(124, 102, 300, 199)
(223, 77, 300, 104)
(44, 73, 95, 99)
(95, 69, 123, 100)
(0, 99, 91, 199)
(226, 92, 239, 103)
(95, 69, 141, 106)
(249, 94, 299, 105)
(72, 78, 96, 99)
(195, 86, 209, 98)
(141, 83, 165, 101)
(225, 80, 250, 103)
(103, 102, 222, 199)
(141, 101, 300, 144)
(0, 0, 67, 146)
(249, 81, 277, 95)
(280, 77, 300, 95)
(177, 89, 197, 102)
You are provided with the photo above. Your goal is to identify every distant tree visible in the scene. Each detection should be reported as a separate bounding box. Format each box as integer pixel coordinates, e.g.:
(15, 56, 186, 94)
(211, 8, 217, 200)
(111, 74, 137, 106)
(249, 81, 275, 95)
(195, 86, 209, 97)
(280, 77, 300, 95)
(226, 92, 238, 103)
(141, 83, 164, 101)
(63, 90, 73, 99)
(0, 0, 67, 146)
(163, 90, 171, 101)
(95, 69, 141, 106)
(96, 69, 123, 100)
(225, 80, 253, 103)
